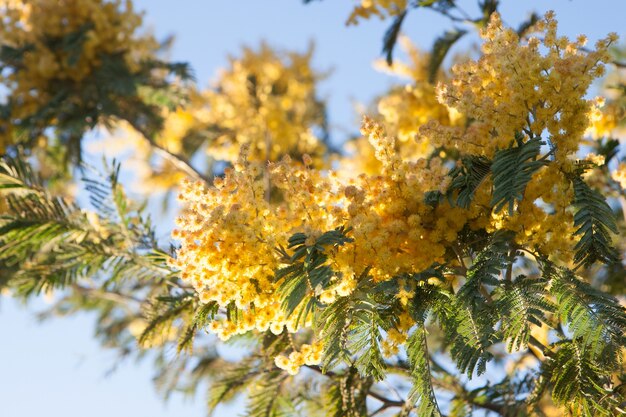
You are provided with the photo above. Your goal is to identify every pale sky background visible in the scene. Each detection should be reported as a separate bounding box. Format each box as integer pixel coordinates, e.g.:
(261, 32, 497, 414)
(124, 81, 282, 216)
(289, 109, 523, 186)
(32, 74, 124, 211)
(1, 1, 626, 416)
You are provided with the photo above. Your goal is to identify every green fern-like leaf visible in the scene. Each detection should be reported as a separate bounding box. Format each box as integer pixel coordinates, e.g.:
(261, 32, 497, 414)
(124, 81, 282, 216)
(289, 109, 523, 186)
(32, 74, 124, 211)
(432, 288, 496, 379)
(428, 28, 467, 83)
(494, 276, 554, 352)
(319, 294, 353, 373)
(350, 300, 387, 381)
(443, 234, 510, 375)
(533, 340, 618, 416)
(139, 294, 194, 347)
(0, 157, 169, 296)
(319, 268, 392, 379)
(382, 10, 407, 65)
(571, 174, 619, 267)
(406, 325, 442, 417)
(491, 135, 546, 215)
(446, 155, 491, 209)
(545, 263, 626, 357)
(276, 227, 353, 323)
(457, 233, 509, 308)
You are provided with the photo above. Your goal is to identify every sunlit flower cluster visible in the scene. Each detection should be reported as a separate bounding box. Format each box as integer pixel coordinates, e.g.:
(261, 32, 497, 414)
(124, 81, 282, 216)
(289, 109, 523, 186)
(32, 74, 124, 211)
(171, 12, 621, 373)
(274, 342, 323, 375)
(422, 12, 615, 161)
(171, 117, 470, 354)
(0, 0, 157, 148)
(341, 39, 463, 175)
(419, 12, 618, 259)
(203, 43, 327, 164)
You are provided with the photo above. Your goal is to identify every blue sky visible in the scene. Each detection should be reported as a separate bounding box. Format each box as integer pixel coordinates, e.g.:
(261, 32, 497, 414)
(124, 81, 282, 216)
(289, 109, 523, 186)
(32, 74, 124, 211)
(1, 1, 625, 416)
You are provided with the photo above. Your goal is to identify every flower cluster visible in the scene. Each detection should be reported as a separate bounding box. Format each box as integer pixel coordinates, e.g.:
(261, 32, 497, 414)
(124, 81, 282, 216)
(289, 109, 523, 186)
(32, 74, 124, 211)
(420, 12, 617, 258)
(274, 342, 323, 375)
(171, 12, 620, 373)
(423, 12, 615, 161)
(0, 0, 157, 147)
(202, 44, 327, 164)
(341, 38, 463, 175)
(171, 116, 470, 348)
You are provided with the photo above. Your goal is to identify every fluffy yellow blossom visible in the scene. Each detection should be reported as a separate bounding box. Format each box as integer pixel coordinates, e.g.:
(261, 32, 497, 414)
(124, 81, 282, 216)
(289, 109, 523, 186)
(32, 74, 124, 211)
(172, 118, 470, 349)
(416, 12, 618, 259)
(171, 13, 620, 377)
(203, 43, 327, 164)
(341, 38, 463, 176)
(0, 0, 157, 147)
(274, 342, 323, 375)
(422, 12, 615, 161)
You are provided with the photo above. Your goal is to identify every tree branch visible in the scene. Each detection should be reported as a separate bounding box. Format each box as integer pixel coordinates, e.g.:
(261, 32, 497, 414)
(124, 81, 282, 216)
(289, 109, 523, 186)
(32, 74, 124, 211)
(304, 365, 405, 411)
(123, 118, 211, 184)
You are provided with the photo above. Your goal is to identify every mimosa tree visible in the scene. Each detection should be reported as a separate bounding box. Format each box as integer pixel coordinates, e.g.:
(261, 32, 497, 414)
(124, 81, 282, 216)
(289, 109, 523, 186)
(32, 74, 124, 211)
(1, 1, 625, 416)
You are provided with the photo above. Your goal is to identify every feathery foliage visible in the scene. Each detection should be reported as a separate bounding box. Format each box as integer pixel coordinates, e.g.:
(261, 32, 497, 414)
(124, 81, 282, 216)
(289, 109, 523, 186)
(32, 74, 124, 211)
(405, 325, 442, 417)
(0, 157, 169, 296)
(319, 268, 391, 380)
(490, 135, 546, 215)
(428, 28, 467, 83)
(275, 227, 353, 323)
(446, 155, 491, 209)
(544, 261, 626, 357)
(494, 276, 554, 352)
(571, 171, 619, 267)
(532, 340, 620, 416)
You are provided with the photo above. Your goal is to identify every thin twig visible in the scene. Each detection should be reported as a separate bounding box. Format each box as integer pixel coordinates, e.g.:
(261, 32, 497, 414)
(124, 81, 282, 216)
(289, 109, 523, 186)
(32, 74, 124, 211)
(305, 365, 405, 410)
(146, 138, 210, 183)
(124, 118, 210, 184)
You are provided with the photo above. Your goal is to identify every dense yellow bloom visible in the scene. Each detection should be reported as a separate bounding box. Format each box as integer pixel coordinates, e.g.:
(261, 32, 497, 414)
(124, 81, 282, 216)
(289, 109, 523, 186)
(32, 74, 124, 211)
(419, 12, 617, 258)
(169, 146, 334, 342)
(172, 117, 469, 347)
(422, 12, 615, 161)
(171, 12, 620, 373)
(203, 43, 327, 164)
(0, 0, 157, 147)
